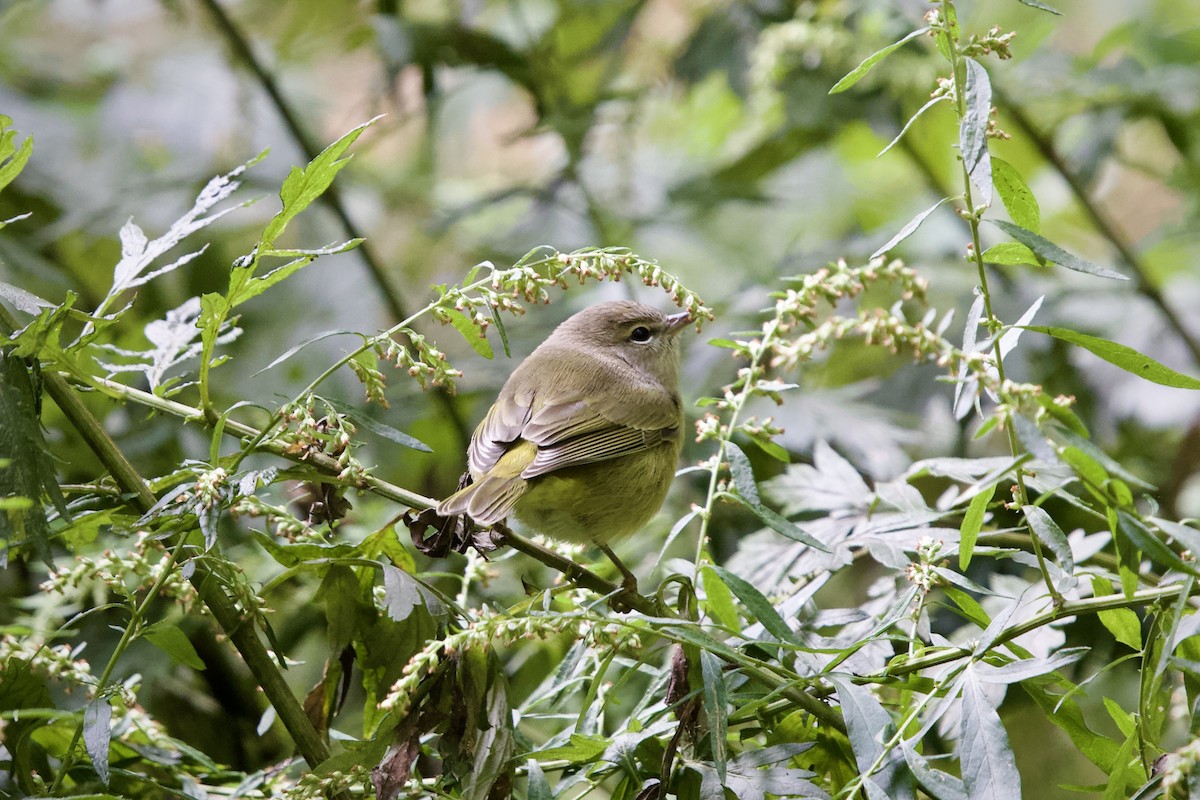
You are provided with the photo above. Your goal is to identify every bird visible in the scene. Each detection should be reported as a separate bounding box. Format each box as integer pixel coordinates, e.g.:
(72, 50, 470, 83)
(436, 300, 692, 591)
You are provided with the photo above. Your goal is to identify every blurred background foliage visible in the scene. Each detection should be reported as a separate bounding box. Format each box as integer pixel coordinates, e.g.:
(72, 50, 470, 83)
(2, 0, 1200, 797)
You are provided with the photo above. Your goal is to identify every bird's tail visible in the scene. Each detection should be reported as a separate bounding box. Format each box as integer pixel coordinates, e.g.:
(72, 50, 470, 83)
(436, 473, 527, 526)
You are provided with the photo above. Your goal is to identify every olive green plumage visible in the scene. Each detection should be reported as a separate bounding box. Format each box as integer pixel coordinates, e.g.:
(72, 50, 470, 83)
(437, 300, 690, 547)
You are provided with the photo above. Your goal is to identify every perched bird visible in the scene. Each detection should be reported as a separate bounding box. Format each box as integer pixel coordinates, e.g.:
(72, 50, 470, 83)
(437, 300, 692, 590)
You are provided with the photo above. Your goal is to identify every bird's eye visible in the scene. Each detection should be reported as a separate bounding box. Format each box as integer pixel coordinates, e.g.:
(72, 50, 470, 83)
(629, 326, 653, 343)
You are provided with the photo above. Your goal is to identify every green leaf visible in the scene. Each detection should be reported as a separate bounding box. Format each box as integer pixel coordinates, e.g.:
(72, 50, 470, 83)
(961, 58, 993, 207)
(1118, 510, 1200, 578)
(829, 28, 929, 94)
(260, 117, 382, 248)
(981, 242, 1042, 266)
(871, 197, 952, 260)
(700, 565, 742, 633)
(1022, 505, 1073, 573)
(959, 484, 994, 571)
(1102, 730, 1140, 800)
(699, 650, 728, 782)
(0, 126, 33, 193)
(532, 733, 610, 764)
(707, 564, 799, 646)
(142, 622, 206, 670)
(1022, 325, 1200, 389)
(991, 158, 1041, 232)
(725, 491, 828, 551)
(442, 308, 493, 359)
(961, 671, 1022, 800)
(1091, 576, 1142, 650)
(902, 742, 968, 800)
(990, 220, 1128, 280)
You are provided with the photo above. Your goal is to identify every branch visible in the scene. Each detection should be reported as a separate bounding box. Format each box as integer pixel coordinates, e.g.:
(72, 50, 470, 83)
(0, 307, 337, 783)
(883, 583, 1195, 678)
(196, 0, 472, 447)
(995, 84, 1200, 366)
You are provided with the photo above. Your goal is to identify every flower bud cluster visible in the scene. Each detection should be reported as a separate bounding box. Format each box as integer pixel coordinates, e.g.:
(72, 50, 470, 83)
(382, 610, 635, 717)
(40, 530, 198, 609)
(278, 397, 368, 484)
(233, 496, 318, 543)
(348, 352, 389, 407)
(906, 537, 947, 593)
(283, 764, 373, 800)
(774, 258, 927, 332)
(377, 330, 464, 392)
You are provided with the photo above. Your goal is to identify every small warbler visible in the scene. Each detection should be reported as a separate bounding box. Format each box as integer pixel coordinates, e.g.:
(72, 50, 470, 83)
(437, 300, 692, 589)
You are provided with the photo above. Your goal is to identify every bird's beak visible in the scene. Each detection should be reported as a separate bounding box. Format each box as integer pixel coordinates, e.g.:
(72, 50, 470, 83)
(664, 310, 693, 336)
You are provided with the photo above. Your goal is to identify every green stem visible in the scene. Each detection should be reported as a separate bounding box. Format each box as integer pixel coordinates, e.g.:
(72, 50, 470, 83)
(944, 1, 1061, 605)
(48, 535, 188, 793)
(884, 583, 1194, 677)
(694, 318, 781, 569)
(0, 305, 341, 786)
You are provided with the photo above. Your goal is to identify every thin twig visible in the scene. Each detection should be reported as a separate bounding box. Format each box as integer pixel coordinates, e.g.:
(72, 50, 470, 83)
(196, 0, 472, 446)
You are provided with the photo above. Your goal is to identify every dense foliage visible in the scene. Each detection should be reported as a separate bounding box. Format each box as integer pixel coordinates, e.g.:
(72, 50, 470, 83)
(3, 1, 1200, 798)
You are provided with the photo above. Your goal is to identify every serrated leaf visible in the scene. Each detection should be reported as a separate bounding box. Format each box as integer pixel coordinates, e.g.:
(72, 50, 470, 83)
(990, 220, 1128, 280)
(829, 28, 929, 94)
(1022, 505, 1074, 573)
(981, 242, 1042, 266)
(961, 671, 1022, 800)
(991, 158, 1041, 232)
(959, 484, 994, 570)
(1022, 325, 1200, 389)
(84, 696, 113, 785)
(961, 58, 993, 208)
(381, 564, 425, 622)
(142, 621, 206, 670)
(706, 564, 799, 646)
(0, 128, 33, 193)
(260, 117, 382, 248)
(871, 197, 952, 259)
